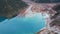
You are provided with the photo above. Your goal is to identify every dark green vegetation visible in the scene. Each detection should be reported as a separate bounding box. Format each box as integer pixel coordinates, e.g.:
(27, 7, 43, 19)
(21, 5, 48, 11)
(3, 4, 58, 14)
(0, 0, 28, 18)
(0, 0, 28, 22)
(31, 0, 60, 3)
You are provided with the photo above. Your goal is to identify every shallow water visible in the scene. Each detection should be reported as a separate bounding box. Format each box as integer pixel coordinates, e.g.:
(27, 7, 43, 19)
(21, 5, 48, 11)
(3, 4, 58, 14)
(0, 13, 45, 34)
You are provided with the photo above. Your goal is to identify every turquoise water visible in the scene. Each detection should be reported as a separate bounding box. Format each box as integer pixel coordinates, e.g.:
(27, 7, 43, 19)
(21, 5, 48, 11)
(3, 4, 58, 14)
(0, 13, 45, 34)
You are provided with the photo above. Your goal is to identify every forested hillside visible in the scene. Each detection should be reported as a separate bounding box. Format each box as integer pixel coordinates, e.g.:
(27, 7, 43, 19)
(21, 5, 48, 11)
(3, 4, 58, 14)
(0, 0, 28, 22)
(0, 0, 28, 19)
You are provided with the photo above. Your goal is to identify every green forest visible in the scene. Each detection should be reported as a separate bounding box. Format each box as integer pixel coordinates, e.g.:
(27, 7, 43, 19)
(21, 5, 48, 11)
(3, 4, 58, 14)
(0, 0, 28, 19)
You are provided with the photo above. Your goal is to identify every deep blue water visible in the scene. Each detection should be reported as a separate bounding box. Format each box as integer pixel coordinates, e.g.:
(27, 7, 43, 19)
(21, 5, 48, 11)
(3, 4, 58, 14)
(0, 16, 7, 22)
(0, 13, 45, 34)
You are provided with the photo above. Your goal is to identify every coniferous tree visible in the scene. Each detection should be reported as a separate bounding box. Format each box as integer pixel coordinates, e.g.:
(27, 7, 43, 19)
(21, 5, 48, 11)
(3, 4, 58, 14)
(0, 0, 28, 18)
(0, 0, 28, 22)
